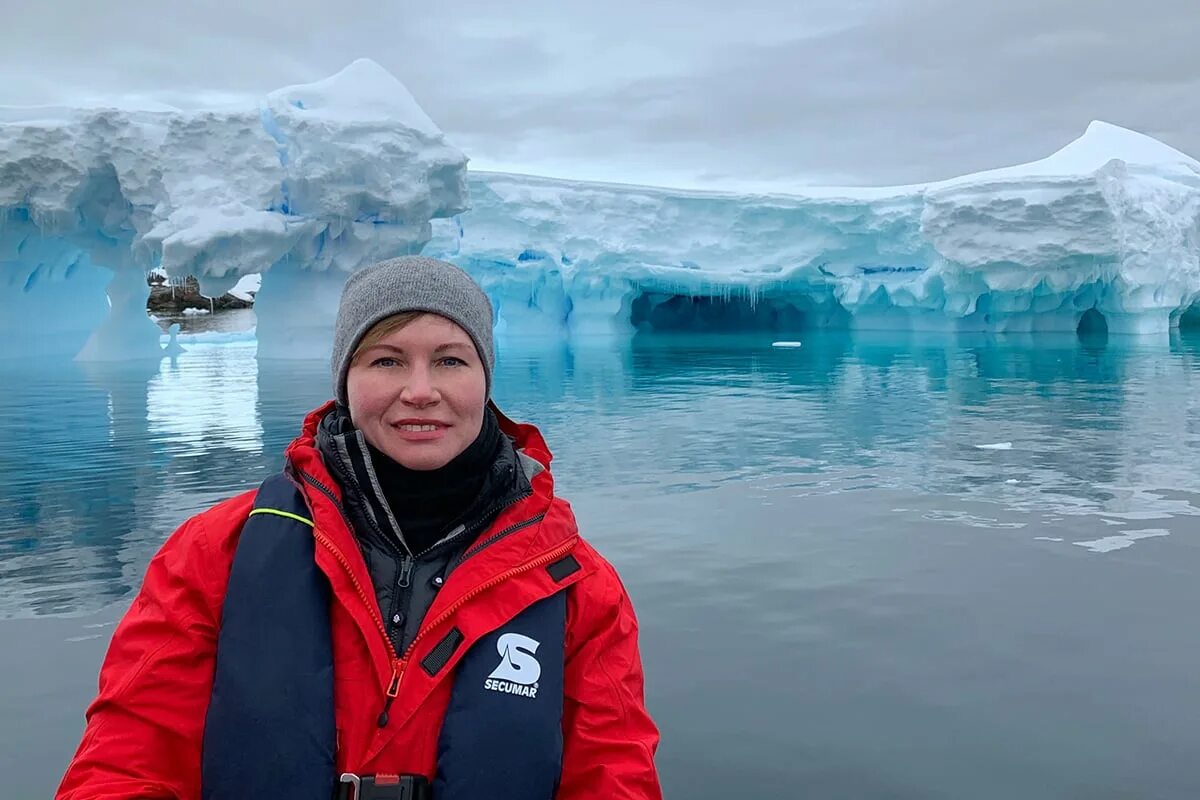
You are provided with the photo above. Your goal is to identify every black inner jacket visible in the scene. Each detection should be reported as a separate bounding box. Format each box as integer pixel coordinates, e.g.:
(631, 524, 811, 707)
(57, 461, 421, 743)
(316, 404, 531, 655)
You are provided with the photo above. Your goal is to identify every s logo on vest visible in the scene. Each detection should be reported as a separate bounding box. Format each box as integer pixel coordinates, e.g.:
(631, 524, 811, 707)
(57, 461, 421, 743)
(484, 633, 541, 698)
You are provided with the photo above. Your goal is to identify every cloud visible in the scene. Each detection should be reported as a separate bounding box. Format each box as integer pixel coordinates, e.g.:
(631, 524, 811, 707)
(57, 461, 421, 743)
(0, 0, 1195, 187)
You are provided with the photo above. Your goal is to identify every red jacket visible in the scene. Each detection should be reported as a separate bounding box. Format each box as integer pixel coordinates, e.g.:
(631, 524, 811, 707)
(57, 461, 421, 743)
(57, 404, 662, 799)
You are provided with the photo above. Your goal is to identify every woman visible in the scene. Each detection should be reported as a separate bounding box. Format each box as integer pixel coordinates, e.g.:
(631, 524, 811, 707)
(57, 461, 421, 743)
(57, 256, 662, 800)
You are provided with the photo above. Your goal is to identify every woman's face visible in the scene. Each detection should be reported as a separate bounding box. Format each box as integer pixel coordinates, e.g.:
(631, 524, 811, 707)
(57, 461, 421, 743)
(346, 313, 487, 471)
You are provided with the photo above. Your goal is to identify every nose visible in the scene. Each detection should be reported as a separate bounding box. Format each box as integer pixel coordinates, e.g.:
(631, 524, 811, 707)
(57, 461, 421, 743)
(399, 364, 438, 406)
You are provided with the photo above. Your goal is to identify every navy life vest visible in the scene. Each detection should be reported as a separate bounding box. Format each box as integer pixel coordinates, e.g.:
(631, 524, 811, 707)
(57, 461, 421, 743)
(201, 473, 567, 800)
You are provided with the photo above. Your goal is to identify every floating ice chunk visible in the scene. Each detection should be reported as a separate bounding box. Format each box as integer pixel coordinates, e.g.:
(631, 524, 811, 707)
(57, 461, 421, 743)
(162, 323, 184, 356)
(1072, 529, 1170, 553)
(181, 307, 211, 316)
(1005, 479, 1020, 484)
(771, 341, 803, 348)
(1034, 537, 1065, 542)
(975, 442, 1013, 450)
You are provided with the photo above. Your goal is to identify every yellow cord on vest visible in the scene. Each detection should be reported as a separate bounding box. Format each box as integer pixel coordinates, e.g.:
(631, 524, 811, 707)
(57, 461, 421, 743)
(249, 508, 315, 527)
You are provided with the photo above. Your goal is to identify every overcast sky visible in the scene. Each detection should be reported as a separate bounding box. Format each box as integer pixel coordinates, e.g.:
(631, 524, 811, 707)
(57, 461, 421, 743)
(2, 0, 1197, 189)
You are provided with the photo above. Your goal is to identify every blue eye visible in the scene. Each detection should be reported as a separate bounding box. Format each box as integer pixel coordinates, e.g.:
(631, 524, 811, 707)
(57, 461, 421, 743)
(440, 357, 465, 367)
(371, 357, 399, 368)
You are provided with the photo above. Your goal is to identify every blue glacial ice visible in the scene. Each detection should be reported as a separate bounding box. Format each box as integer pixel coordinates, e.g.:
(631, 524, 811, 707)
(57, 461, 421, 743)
(1, 58, 1198, 361)
(427, 121, 1200, 339)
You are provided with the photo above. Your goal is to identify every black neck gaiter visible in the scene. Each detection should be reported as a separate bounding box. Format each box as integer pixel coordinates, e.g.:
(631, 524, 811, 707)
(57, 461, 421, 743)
(364, 407, 504, 555)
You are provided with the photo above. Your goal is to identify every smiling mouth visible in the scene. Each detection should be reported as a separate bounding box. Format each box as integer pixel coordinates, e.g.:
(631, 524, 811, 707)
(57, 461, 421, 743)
(396, 423, 442, 432)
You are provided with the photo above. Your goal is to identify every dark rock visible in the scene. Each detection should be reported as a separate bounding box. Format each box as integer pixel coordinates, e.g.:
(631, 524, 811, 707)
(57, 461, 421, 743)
(146, 273, 254, 313)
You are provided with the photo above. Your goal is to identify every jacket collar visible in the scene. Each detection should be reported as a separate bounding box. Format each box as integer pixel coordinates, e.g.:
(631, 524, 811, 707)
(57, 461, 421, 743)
(281, 402, 584, 750)
(312, 404, 537, 557)
(284, 402, 564, 561)
(289, 401, 551, 477)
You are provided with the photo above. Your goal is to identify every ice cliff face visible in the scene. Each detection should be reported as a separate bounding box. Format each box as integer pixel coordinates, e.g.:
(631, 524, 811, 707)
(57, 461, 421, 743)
(0, 59, 467, 359)
(427, 122, 1200, 338)
(2, 55, 1198, 362)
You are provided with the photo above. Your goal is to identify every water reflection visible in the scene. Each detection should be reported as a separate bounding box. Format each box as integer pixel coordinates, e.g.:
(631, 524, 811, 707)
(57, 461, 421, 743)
(1, 330, 1199, 619)
(148, 345, 263, 455)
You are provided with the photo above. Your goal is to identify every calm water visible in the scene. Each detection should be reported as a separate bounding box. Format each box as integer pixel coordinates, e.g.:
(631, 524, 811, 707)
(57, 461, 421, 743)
(3, 329, 1200, 798)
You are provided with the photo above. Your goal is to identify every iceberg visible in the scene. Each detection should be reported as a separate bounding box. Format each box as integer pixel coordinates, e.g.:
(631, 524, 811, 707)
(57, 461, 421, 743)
(427, 121, 1200, 338)
(0, 58, 467, 360)
(2, 56, 1198, 362)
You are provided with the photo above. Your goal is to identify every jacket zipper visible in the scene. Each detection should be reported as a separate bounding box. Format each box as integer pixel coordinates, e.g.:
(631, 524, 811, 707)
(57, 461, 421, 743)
(335, 429, 527, 564)
(456, 512, 546, 564)
(404, 485, 533, 564)
(374, 536, 579, 726)
(295, 467, 569, 729)
(296, 471, 406, 699)
(382, 493, 528, 654)
(315, 443, 436, 658)
(412, 537, 576, 657)
(397, 556, 414, 587)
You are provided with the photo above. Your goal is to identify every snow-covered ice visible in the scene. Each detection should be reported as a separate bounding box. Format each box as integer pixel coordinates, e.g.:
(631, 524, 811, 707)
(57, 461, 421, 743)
(0, 58, 467, 360)
(228, 274, 261, 302)
(2, 56, 1199, 360)
(1072, 529, 1170, 553)
(428, 121, 1200, 339)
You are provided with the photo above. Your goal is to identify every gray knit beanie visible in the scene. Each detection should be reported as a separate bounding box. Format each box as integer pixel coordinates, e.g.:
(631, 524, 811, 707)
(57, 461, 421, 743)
(331, 256, 495, 405)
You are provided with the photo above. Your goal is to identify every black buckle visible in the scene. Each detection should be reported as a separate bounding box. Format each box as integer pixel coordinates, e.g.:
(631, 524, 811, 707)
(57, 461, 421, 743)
(337, 772, 430, 800)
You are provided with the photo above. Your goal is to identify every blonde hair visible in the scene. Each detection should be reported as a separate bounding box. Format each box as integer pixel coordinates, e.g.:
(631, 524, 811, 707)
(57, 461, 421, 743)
(351, 311, 425, 362)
